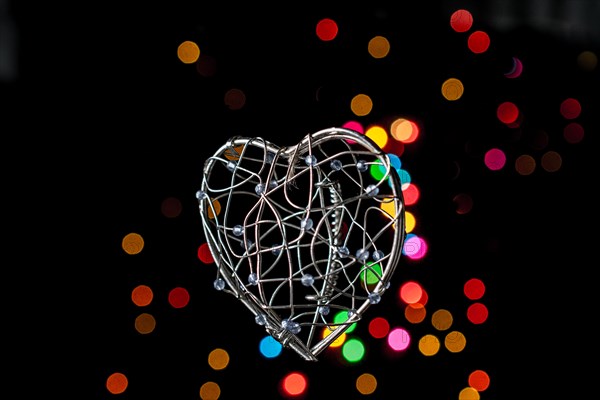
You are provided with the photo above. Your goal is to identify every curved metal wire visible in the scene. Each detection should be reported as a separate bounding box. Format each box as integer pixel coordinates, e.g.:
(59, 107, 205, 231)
(197, 127, 406, 360)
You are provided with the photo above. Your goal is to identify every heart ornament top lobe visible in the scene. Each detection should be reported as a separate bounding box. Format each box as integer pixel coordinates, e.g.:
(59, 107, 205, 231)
(197, 127, 406, 360)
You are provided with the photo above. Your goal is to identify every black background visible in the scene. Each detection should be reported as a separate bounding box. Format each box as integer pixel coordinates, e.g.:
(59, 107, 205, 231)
(5, 1, 598, 398)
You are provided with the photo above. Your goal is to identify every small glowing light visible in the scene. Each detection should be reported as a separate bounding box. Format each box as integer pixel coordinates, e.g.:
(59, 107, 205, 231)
(134, 312, 156, 334)
(496, 101, 519, 124)
(122, 232, 144, 255)
(342, 338, 366, 362)
(484, 148, 506, 171)
(464, 278, 485, 300)
(316, 18, 338, 41)
(563, 122, 584, 144)
(450, 9, 473, 33)
(515, 154, 536, 176)
(467, 302, 489, 324)
(198, 243, 215, 264)
(387, 327, 410, 351)
(399, 281, 423, 304)
(131, 284, 153, 307)
(467, 30, 491, 54)
(560, 98, 582, 119)
(177, 40, 200, 64)
(444, 330, 467, 353)
(356, 373, 378, 395)
(368, 35, 390, 59)
(441, 78, 464, 101)
(469, 369, 491, 391)
(168, 287, 190, 309)
(541, 150, 562, 172)
(431, 309, 453, 331)
(351, 93, 373, 117)
(259, 335, 283, 358)
(281, 372, 308, 396)
(208, 348, 230, 370)
(199, 381, 221, 400)
(106, 372, 128, 394)
(418, 334, 440, 356)
(368, 317, 390, 339)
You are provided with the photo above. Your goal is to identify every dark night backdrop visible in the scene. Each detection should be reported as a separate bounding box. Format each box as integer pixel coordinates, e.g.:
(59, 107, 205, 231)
(4, 1, 598, 399)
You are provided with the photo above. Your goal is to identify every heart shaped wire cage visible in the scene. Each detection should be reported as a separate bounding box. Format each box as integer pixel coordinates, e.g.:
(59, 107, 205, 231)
(197, 127, 406, 360)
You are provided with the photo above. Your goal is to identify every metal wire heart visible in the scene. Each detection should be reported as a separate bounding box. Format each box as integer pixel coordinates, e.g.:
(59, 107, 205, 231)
(197, 127, 406, 360)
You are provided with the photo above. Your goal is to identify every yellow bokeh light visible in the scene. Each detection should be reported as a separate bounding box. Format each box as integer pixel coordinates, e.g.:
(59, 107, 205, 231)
(207, 198, 221, 219)
(441, 77, 464, 101)
(365, 125, 388, 149)
(458, 386, 480, 400)
(356, 373, 378, 395)
(444, 330, 467, 353)
(368, 35, 390, 59)
(322, 326, 346, 347)
(208, 348, 230, 370)
(177, 40, 200, 64)
(405, 210, 415, 232)
(351, 93, 373, 117)
(390, 118, 413, 142)
(418, 334, 440, 356)
(122, 232, 144, 255)
(431, 309, 453, 331)
(199, 381, 221, 400)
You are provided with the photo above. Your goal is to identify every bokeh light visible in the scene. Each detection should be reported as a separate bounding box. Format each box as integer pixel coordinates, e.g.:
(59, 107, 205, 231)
(177, 40, 200, 64)
(342, 338, 366, 362)
(387, 327, 410, 351)
(365, 125, 389, 149)
(356, 373, 378, 395)
(560, 97, 582, 119)
(468, 369, 491, 391)
(168, 287, 190, 309)
(441, 78, 464, 101)
(431, 309, 453, 331)
(405, 303, 427, 323)
(563, 122, 584, 144)
(351, 93, 373, 117)
(199, 381, 221, 400)
(316, 18, 338, 41)
(198, 243, 215, 264)
(418, 334, 440, 356)
(208, 348, 230, 370)
(467, 302, 489, 324)
(131, 284, 153, 307)
(402, 183, 420, 205)
(444, 331, 467, 353)
(224, 88, 246, 110)
(122, 232, 144, 255)
(399, 281, 423, 304)
(161, 196, 182, 218)
(458, 386, 480, 400)
(453, 193, 473, 214)
(496, 101, 519, 124)
(368, 317, 390, 339)
(106, 372, 128, 395)
(484, 148, 506, 171)
(259, 335, 283, 359)
(450, 9, 473, 33)
(368, 35, 390, 59)
(463, 278, 485, 300)
(515, 154, 536, 175)
(280, 372, 308, 397)
(467, 30, 490, 54)
(540, 150, 562, 172)
(134, 312, 156, 334)
(403, 234, 428, 259)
